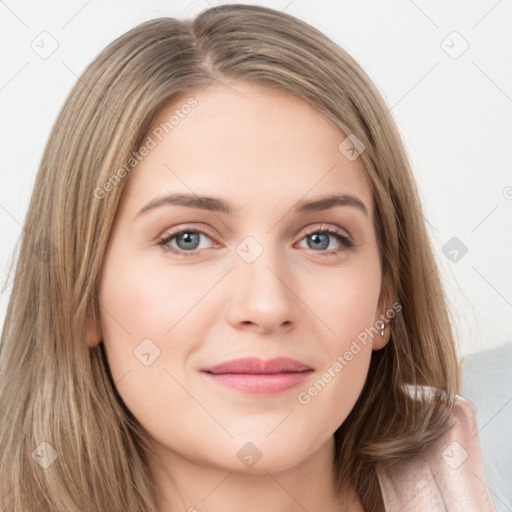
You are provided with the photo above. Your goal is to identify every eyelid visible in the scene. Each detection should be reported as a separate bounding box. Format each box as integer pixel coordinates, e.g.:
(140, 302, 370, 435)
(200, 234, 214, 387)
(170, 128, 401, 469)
(296, 223, 355, 250)
(158, 223, 217, 241)
(159, 222, 351, 242)
(299, 223, 351, 240)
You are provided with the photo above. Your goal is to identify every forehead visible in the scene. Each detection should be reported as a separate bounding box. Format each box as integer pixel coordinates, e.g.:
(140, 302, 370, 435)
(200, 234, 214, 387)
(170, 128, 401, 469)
(122, 80, 373, 218)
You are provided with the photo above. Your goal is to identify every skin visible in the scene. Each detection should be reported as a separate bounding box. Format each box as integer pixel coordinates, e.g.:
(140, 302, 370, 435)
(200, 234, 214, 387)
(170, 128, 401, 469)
(92, 80, 391, 512)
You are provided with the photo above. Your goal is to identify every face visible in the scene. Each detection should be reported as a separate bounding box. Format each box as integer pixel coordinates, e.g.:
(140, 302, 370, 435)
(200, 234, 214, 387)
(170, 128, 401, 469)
(95, 80, 390, 475)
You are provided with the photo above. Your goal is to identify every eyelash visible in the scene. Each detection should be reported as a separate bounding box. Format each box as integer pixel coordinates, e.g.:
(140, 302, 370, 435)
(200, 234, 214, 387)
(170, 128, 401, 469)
(157, 224, 354, 257)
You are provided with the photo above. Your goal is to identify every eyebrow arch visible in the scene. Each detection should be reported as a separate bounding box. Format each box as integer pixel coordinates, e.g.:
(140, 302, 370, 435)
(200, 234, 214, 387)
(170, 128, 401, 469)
(136, 192, 368, 218)
(294, 194, 368, 217)
(137, 193, 238, 217)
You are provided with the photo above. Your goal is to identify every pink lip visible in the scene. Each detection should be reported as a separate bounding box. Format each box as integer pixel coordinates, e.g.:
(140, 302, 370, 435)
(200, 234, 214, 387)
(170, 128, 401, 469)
(201, 357, 314, 394)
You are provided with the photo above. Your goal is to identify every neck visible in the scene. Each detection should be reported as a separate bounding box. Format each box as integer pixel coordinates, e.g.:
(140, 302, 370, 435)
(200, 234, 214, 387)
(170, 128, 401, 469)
(146, 436, 364, 512)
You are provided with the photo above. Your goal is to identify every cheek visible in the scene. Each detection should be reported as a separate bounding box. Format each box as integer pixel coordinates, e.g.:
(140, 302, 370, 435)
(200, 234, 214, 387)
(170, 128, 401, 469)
(96, 254, 205, 448)
(296, 287, 377, 438)
(290, 259, 380, 433)
(295, 343, 372, 447)
(312, 258, 381, 351)
(96, 247, 221, 420)
(98, 247, 219, 343)
(96, 249, 182, 385)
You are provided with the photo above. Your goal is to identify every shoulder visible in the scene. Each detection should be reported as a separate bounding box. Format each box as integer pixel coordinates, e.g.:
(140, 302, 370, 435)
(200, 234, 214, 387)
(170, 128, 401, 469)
(376, 394, 497, 511)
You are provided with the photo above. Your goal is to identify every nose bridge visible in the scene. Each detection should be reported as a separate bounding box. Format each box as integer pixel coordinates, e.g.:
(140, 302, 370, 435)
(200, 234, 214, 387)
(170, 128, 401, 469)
(226, 233, 299, 331)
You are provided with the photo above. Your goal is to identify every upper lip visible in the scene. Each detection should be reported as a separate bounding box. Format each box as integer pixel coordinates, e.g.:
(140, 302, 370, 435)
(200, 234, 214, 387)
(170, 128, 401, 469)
(202, 357, 313, 375)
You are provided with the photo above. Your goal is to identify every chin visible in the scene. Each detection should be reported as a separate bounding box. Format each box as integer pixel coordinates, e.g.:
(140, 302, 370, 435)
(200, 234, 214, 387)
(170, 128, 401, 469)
(225, 454, 306, 476)
(211, 435, 318, 475)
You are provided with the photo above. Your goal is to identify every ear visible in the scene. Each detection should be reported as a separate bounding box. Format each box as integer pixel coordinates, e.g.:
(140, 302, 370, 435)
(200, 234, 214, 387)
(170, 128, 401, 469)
(85, 309, 102, 348)
(372, 278, 394, 351)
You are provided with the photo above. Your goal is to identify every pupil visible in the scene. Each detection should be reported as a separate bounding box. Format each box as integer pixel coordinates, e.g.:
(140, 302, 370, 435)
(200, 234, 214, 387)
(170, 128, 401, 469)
(308, 233, 329, 250)
(177, 232, 200, 250)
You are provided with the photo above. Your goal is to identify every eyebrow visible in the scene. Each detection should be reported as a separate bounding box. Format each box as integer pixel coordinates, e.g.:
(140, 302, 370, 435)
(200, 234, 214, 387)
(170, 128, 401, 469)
(136, 192, 368, 218)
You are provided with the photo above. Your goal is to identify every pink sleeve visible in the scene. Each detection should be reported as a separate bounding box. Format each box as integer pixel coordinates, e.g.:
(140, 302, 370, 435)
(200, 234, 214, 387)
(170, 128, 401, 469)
(376, 395, 497, 511)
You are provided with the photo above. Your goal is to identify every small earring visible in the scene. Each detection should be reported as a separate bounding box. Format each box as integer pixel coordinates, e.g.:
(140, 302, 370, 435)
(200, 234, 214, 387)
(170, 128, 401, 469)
(380, 322, 385, 336)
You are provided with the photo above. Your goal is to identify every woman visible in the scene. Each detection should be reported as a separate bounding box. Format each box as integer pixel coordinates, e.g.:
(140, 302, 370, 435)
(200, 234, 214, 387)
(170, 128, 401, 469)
(0, 4, 496, 511)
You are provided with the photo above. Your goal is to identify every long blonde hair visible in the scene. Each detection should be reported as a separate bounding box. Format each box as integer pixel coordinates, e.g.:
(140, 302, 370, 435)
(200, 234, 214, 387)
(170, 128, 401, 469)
(0, 4, 459, 510)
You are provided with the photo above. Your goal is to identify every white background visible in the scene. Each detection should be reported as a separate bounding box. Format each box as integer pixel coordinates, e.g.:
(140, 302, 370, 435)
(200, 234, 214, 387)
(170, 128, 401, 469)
(1, 1, 511, 509)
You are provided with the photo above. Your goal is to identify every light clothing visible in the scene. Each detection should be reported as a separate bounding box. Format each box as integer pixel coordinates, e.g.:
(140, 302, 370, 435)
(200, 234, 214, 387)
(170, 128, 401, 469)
(376, 395, 497, 511)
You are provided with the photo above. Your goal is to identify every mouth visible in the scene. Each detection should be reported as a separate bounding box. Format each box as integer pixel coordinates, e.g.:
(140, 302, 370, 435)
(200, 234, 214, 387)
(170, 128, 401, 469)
(201, 357, 314, 394)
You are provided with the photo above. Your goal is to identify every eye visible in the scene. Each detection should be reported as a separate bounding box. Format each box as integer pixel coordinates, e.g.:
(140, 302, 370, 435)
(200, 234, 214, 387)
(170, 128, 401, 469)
(157, 227, 217, 256)
(157, 223, 354, 257)
(297, 224, 354, 253)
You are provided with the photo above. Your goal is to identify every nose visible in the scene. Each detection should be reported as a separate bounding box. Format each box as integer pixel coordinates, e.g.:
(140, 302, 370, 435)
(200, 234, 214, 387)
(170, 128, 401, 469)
(224, 243, 300, 334)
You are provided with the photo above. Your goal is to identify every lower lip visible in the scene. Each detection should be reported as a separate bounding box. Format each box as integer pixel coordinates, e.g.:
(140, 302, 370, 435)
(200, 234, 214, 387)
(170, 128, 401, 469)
(203, 371, 313, 394)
